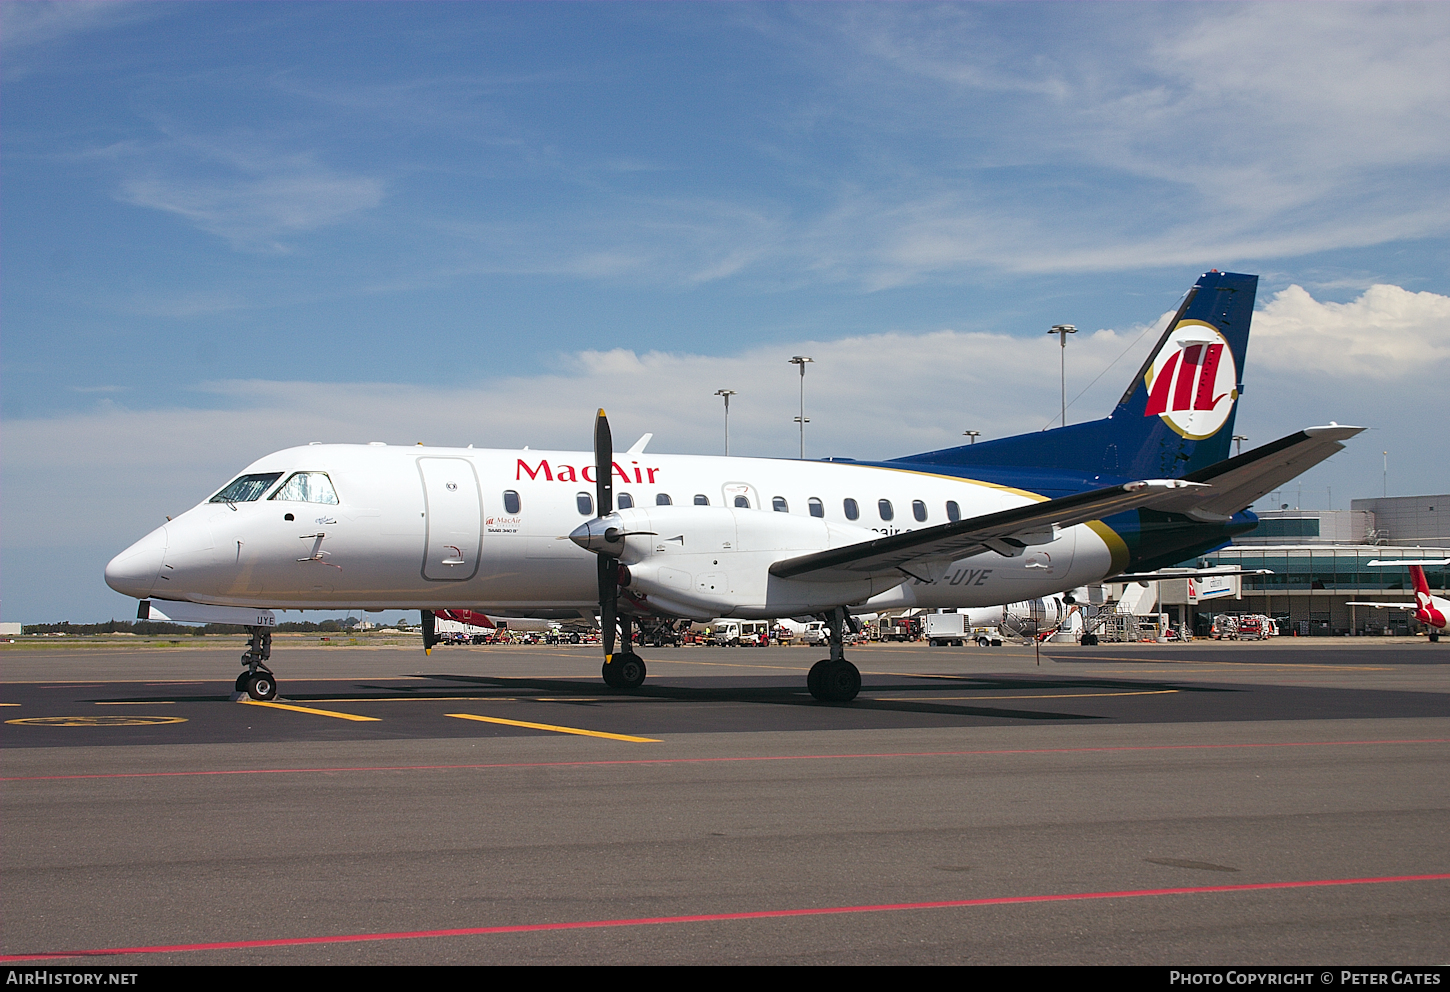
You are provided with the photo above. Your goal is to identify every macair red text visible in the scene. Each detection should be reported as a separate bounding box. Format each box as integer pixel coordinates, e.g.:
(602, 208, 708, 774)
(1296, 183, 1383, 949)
(517, 459, 660, 485)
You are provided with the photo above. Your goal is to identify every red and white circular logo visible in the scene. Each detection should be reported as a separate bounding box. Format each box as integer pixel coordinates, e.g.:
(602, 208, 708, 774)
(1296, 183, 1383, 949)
(1142, 320, 1238, 440)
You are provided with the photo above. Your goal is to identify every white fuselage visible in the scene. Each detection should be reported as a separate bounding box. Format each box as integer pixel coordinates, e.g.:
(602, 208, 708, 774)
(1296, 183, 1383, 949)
(105, 443, 1126, 619)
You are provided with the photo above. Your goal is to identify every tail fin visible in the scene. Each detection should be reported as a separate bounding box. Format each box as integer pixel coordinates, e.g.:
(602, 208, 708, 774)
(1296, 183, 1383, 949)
(1410, 565, 1431, 600)
(896, 270, 1257, 480)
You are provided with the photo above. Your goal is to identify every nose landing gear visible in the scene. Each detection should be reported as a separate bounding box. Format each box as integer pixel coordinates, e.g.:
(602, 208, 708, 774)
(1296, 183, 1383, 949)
(235, 626, 278, 701)
(602, 614, 647, 689)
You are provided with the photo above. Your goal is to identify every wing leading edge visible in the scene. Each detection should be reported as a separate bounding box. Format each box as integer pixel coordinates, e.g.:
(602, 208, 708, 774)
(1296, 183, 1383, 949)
(769, 479, 1205, 582)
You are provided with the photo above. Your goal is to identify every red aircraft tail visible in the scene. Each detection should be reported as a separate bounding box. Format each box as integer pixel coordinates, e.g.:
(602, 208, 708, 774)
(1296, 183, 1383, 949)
(435, 609, 496, 629)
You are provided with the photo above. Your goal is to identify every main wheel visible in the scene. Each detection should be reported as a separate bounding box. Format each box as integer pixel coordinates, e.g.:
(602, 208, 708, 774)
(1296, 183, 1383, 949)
(604, 653, 647, 689)
(245, 673, 278, 701)
(235, 672, 250, 693)
(807, 659, 832, 697)
(1431, 631, 1441, 643)
(809, 660, 860, 703)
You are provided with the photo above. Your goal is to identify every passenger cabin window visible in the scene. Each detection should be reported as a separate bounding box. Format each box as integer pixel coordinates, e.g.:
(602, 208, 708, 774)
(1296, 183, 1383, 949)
(576, 493, 593, 515)
(808, 498, 824, 518)
(503, 490, 521, 514)
(912, 499, 928, 522)
(734, 495, 751, 508)
(844, 498, 859, 521)
(212, 472, 283, 503)
(656, 493, 672, 506)
(946, 500, 961, 522)
(268, 472, 338, 505)
(694, 494, 710, 506)
(879, 499, 894, 521)
(772, 496, 789, 512)
(618, 493, 634, 509)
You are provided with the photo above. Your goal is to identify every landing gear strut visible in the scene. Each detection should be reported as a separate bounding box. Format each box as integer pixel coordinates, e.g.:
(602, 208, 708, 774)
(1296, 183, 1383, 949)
(807, 606, 861, 703)
(603, 614, 647, 689)
(236, 626, 278, 701)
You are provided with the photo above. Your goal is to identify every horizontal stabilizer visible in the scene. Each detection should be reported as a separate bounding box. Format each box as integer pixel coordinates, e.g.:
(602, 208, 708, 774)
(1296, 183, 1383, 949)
(769, 479, 1205, 582)
(1366, 559, 1450, 568)
(1146, 425, 1365, 519)
(1110, 568, 1273, 582)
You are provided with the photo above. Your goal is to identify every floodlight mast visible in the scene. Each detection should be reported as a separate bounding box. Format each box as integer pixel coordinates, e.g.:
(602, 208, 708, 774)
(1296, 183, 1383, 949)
(714, 389, 737, 456)
(1049, 324, 1077, 428)
(788, 356, 813, 459)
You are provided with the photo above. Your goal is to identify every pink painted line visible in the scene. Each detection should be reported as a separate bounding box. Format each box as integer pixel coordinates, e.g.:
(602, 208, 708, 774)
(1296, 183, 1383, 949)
(2, 738, 1444, 783)
(4, 873, 1447, 962)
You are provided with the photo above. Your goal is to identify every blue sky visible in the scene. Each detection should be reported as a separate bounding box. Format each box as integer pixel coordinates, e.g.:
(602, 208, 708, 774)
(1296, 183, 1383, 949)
(3, 2, 1448, 622)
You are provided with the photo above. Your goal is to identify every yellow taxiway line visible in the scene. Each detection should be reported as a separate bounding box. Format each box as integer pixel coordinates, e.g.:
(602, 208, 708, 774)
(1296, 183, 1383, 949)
(240, 700, 380, 722)
(877, 689, 1179, 702)
(446, 712, 659, 742)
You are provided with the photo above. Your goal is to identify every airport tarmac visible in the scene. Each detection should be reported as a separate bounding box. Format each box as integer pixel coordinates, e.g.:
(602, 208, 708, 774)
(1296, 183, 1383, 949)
(3, 639, 1447, 965)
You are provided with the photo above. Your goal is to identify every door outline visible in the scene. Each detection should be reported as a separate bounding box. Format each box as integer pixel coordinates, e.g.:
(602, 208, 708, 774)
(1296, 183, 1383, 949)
(417, 457, 483, 582)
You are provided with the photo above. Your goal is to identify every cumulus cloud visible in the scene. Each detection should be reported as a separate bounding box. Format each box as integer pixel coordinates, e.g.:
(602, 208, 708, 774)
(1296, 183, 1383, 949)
(1251, 284, 1450, 380)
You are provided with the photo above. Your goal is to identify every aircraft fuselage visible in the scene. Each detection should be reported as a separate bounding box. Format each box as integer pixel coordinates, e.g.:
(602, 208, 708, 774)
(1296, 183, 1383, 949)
(106, 442, 1122, 618)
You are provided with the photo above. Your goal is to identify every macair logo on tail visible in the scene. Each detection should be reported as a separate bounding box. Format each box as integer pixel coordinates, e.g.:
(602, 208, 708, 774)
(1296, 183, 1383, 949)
(1143, 319, 1239, 440)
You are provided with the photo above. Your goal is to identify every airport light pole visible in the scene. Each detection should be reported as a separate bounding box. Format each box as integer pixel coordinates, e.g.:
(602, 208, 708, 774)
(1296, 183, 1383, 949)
(963, 430, 980, 445)
(1048, 324, 1077, 428)
(714, 389, 736, 456)
(789, 356, 813, 459)
(1233, 434, 1247, 457)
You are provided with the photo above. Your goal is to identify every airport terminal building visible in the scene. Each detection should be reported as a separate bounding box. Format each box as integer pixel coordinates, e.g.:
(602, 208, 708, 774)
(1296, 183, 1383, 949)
(1192, 494, 1448, 636)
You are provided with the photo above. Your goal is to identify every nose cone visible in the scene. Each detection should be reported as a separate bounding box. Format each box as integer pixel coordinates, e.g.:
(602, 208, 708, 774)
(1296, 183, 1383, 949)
(105, 525, 168, 598)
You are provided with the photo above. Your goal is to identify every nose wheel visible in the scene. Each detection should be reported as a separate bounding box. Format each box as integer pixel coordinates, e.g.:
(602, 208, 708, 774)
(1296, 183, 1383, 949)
(236, 626, 279, 701)
(235, 670, 278, 701)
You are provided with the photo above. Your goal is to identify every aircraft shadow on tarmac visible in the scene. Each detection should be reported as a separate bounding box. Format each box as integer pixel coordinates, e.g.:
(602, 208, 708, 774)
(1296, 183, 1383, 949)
(81, 672, 1233, 723)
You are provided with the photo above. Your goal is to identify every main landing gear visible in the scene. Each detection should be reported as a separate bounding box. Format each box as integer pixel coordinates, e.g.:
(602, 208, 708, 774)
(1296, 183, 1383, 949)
(807, 607, 861, 703)
(602, 613, 647, 689)
(235, 626, 278, 701)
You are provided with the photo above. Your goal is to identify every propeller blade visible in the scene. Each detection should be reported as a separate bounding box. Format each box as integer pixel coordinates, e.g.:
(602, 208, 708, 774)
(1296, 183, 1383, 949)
(598, 554, 617, 658)
(594, 408, 617, 660)
(594, 408, 613, 518)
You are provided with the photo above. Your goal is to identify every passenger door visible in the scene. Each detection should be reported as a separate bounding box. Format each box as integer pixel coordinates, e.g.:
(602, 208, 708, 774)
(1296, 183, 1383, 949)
(418, 458, 482, 581)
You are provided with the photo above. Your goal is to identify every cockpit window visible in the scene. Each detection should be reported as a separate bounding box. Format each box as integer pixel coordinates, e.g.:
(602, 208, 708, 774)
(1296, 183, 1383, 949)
(210, 473, 282, 503)
(268, 472, 340, 505)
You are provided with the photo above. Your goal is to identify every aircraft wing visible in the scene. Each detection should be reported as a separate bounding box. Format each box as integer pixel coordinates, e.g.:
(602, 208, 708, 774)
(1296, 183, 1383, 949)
(769, 479, 1204, 582)
(1147, 425, 1365, 522)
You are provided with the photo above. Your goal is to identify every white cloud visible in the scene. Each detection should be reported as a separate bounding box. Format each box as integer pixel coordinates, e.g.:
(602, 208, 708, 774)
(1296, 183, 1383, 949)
(1252, 284, 1450, 380)
(0, 1, 154, 58)
(102, 132, 385, 252)
(754, 4, 1450, 283)
(118, 166, 384, 252)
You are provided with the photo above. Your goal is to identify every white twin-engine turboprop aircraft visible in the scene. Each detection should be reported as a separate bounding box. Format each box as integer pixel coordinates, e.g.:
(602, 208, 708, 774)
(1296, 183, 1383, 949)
(106, 270, 1363, 702)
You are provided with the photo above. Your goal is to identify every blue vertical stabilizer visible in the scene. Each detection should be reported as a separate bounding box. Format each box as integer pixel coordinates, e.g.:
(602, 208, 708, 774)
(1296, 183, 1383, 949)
(894, 270, 1257, 481)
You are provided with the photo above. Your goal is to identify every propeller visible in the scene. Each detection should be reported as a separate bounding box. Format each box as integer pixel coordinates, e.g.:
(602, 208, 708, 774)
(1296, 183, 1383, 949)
(594, 409, 617, 661)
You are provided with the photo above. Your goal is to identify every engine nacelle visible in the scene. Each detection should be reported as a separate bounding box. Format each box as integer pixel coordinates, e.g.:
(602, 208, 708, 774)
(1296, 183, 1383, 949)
(963, 597, 1066, 635)
(578, 506, 903, 619)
